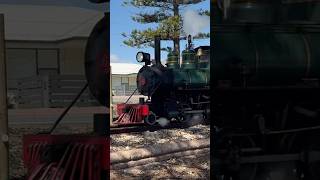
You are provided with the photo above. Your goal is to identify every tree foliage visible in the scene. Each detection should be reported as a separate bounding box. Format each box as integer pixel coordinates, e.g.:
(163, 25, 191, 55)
(122, 0, 210, 52)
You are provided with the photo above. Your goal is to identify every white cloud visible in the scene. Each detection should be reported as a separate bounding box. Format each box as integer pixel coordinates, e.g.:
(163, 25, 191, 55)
(183, 9, 210, 36)
(110, 54, 122, 62)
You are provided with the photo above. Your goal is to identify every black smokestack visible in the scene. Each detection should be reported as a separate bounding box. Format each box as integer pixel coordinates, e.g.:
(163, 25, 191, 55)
(155, 36, 162, 66)
(188, 35, 192, 49)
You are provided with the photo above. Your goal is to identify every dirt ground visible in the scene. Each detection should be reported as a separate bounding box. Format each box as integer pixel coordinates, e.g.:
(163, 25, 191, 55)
(110, 152, 210, 179)
(111, 125, 210, 152)
(9, 123, 210, 179)
(110, 125, 210, 179)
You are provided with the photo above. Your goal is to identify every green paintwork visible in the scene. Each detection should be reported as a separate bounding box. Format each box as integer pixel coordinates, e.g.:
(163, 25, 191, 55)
(166, 50, 180, 69)
(181, 49, 197, 69)
(282, 2, 320, 23)
(212, 1, 320, 87)
(227, 2, 275, 24)
(212, 1, 320, 24)
(172, 69, 209, 88)
(166, 47, 210, 88)
(213, 30, 318, 86)
(197, 49, 210, 69)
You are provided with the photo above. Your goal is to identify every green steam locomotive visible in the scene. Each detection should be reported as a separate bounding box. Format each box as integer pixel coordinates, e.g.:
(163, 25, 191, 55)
(135, 35, 210, 125)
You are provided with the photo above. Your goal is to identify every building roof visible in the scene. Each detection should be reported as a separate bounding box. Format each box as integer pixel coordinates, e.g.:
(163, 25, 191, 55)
(0, 4, 105, 41)
(111, 63, 143, 75)
(0, 0, 107, 11)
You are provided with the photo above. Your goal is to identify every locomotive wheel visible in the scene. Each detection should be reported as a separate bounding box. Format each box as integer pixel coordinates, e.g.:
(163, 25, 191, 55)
(203, 112, 210, 125)
(280, 133, 320, 180)
(277, 134, 314, 180)
(237, 136, 258, 180)
(280, 134, 297, 153)
(179, 113, 206, 127)
(145, 112, 157, 126)
(305, 133, 320, 180)
(177, 114, 190, 122)
(214, 136, 258, 180)
(203, 105, 210, 125)
(177, 114, 193, 127)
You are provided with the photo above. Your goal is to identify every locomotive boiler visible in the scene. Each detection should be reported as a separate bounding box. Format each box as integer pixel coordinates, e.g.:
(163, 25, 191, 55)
(133, 35, 210, 125)
(213, 0, 320, 180)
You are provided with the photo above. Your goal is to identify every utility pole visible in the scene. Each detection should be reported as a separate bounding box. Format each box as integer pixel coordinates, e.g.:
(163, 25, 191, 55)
(0, 14, 9, 180)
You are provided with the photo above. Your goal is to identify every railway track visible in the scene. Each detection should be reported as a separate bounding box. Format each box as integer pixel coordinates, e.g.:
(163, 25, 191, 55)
(110, 121, 203, 134)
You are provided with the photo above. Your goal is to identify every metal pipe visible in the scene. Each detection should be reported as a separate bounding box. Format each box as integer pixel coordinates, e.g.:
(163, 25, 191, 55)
(0, 14, 8, 180)
(154, 36, 162, 66)
(293, 106, 317, 118)
(124, 88, 138, 104)
(48, 83, 88, 134)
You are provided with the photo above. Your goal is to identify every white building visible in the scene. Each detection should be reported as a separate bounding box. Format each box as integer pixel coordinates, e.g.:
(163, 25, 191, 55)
(2, 4, 141, 107)
(111, 63, 143, 96)
(1, 4, 105, 79)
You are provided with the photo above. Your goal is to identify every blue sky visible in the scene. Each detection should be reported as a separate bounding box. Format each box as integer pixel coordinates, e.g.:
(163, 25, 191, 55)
(110, 0, 210, 64)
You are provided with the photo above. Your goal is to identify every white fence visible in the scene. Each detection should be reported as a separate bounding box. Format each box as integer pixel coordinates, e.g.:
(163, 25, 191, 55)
(7, 75, 100, 108)
(112, 85, 139, 96)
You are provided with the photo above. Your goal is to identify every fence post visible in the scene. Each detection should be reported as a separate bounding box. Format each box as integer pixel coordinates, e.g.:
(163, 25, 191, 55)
(42, 75, 50, 108)
(0, 14, 9, 180)
(16, 80, 21, 109)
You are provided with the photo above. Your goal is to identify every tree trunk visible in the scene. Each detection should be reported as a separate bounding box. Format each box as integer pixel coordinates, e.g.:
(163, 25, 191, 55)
(173, 0, 180, 54)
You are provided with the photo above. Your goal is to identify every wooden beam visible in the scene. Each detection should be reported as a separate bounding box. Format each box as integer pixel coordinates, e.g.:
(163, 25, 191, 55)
(111, 139, 209, 164)
(111, 148, 209, 170)
(0, 14, 9, 180)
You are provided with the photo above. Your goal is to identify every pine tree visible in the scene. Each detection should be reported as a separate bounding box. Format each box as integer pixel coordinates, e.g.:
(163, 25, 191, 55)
(122, 0, 210, 53)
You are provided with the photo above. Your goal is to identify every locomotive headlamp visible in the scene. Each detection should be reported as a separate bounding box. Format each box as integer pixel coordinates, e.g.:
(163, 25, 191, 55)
(136, 51, 151, 64)
(136, 52, 144, 62)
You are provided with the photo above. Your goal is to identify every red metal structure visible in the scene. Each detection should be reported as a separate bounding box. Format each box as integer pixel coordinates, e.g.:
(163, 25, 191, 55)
(23, 135, 109, 180)
(22, 1, 110, 179)
(113, 103, 149, 125)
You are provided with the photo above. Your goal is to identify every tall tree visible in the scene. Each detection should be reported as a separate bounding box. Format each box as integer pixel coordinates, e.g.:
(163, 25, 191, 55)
(122, 0, 210, 53)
